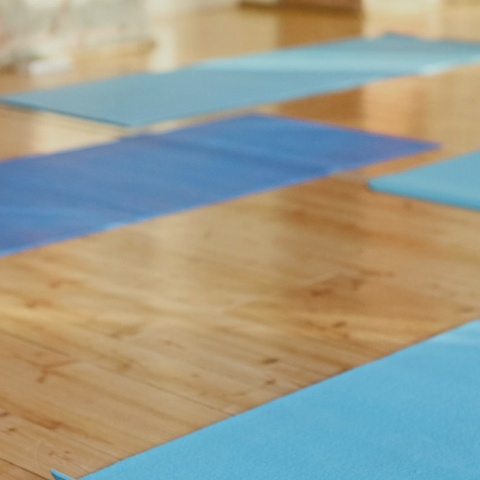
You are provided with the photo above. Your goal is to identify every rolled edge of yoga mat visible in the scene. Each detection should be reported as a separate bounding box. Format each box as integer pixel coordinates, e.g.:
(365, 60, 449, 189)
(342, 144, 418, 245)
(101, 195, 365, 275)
(51, 469, 75, 480)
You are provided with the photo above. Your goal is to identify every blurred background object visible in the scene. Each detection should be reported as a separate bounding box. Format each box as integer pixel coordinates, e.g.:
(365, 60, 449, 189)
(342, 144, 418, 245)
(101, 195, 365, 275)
(0, 0, 450, 73)
(247, 0, 441, 12)
(0, 0, 150, 71)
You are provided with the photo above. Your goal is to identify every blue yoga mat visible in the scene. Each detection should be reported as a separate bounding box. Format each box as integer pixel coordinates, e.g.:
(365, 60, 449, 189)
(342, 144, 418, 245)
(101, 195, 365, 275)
(2, 34, 480, 127)
(0, 114, 436, 257)
(369, 151, 480, 211)
(51, 319, 480, 480)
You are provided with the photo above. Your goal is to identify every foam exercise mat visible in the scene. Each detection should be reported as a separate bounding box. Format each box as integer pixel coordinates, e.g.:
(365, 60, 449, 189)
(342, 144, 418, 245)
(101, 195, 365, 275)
(0, 70, 383, 128)
(51, 319, 480, 480)
(2, 34, 480, 127)
(0, 114, 436, 257)
(201, 32, 480, 75)
(369, 151, 480, 211)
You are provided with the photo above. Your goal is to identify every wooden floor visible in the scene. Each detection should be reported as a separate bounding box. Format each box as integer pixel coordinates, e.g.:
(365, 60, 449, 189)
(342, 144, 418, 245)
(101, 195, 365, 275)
(2, 4, 480, 479)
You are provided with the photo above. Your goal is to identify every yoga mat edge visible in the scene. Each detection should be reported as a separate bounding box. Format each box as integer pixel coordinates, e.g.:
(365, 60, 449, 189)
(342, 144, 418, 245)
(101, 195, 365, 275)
(51, 470, 75, 480)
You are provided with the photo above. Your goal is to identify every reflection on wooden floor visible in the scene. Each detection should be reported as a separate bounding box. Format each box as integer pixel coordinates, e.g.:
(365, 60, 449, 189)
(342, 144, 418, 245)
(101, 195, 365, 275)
(1, 3, 480, 479)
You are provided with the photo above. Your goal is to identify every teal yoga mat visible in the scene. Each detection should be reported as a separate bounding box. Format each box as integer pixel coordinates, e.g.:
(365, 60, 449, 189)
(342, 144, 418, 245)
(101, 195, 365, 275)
(369, 151, 480, 211)
(2, 33, 480, 127)
(0, 114, 437, 257)
(51, 319, 480, 480)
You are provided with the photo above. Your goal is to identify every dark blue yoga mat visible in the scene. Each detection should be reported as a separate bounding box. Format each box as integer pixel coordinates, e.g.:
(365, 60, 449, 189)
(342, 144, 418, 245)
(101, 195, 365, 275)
(52, 319, 480, 480)
(369, 151, 480, 211)
(2, 34, 480, 127)
(0, 114, 437, 257)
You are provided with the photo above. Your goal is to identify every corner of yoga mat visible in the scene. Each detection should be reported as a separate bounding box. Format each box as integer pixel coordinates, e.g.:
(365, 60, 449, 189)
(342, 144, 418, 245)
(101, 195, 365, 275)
(51, 470, 75, 480)
(368, 153, 480, 211)
(368, 175, 423, 202)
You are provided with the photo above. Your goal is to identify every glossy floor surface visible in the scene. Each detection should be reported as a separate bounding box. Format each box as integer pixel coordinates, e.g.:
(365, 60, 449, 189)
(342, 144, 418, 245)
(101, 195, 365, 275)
(1, 4, 480, 479)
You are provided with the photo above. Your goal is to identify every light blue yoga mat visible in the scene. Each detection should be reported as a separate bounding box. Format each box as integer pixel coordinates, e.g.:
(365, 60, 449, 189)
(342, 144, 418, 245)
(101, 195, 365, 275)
(0, 70, 384, 128)
(0, 114, 436, 257)
(2, 33, 480, 127)
(369, 151, 480, 211)
(201, 32, 480, 75)
(51, 319, 480, 480)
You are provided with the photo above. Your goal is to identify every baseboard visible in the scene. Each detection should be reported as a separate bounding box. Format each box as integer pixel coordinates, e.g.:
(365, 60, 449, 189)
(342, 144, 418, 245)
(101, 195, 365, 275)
(243, 0, 279, 4)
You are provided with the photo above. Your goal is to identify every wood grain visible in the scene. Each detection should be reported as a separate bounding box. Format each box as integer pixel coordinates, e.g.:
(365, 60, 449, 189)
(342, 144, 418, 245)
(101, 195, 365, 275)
(1, 3, 480, 479)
